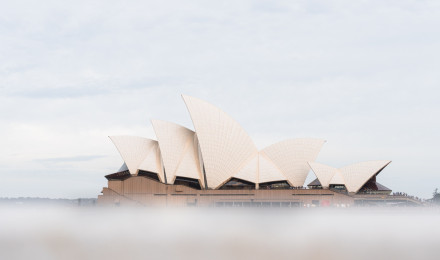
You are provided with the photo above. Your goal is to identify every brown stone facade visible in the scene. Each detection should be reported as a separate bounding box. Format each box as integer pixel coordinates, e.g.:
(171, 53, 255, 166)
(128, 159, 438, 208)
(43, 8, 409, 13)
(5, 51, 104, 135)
(98, 176, 355, 207)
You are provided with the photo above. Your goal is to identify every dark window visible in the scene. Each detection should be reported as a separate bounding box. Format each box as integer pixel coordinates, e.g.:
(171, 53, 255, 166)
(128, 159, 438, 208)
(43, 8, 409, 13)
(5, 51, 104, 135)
(138, 170, 160, 182)
(259, 181, 291, 190)
(307, 178, 322, 189)
(202, 165, 208, 189)
(330, 184, 347, 191)
(219, 178, 256, 190)
(357, 177, 392, 195)
(163, 168, 168, 184)
(199, 194, 254, 196)
(105, 170, 131, 181)
(174, 176, 202, 190)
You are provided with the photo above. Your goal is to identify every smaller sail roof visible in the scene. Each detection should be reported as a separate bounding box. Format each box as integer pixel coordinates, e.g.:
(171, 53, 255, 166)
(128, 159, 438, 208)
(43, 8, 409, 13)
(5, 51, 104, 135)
(258, 153, 287, 184)
(308, 160, 392, 193)
(234, 154, 259, 184)
(109, 136, 158, 176)
(261, 138, 325, 187)
(138, 142, 165, 183)
(151, 119, 203, 186)
(308, 162, 338, 189)
(340, 160, 391, 193)
(329, 171, 345, 185)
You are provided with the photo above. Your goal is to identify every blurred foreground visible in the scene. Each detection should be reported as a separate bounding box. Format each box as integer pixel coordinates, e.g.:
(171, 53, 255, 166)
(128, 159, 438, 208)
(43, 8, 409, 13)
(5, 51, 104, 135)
(0, 206, 439, 260)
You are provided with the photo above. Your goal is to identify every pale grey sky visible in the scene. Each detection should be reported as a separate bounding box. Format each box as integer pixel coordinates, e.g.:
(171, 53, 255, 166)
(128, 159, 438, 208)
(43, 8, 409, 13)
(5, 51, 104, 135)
(1, 0, 439, 198)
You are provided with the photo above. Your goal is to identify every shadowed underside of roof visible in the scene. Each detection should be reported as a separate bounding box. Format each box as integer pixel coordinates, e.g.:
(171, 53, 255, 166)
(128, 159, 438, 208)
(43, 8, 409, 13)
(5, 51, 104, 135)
(308, 177, 392, 192)
(361, 180, 391, 191)
(105, 170, 131, 181)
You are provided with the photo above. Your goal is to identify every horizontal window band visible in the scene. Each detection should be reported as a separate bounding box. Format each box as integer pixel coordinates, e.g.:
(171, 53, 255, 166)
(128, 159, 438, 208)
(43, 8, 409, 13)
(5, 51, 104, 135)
(293, 194, 334, 196)
(200, 194, 255, 196)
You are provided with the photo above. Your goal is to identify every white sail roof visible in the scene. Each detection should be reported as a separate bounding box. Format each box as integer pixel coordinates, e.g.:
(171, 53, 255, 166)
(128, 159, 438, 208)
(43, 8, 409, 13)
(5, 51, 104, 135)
(151, 120, 203, 186)
(234, 153, 259, 183)
(258, 153, 287, 184)
(340, 160, 391, 193)
(137, 141, 166, 183)
(182, 95, 258, 189)
(309, 160, 392, 193)
(109, 136, 158, 176)
(261, 138, 325, 187)
(308, 162, 338, 189)
(329, 171, 345, 185)
(174, 140, 204, 184)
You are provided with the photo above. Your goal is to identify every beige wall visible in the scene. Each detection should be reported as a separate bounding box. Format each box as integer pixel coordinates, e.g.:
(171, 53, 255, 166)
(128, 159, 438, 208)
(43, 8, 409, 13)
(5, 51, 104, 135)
(98, 176, 354, 207)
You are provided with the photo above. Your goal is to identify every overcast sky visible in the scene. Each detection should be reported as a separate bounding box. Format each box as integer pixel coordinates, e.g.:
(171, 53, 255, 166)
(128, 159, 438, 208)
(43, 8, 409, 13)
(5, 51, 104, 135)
(1, 0, 439, 199)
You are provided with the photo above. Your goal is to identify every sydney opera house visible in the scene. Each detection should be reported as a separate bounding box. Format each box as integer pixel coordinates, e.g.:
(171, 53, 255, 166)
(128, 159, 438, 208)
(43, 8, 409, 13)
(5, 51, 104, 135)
(98, 95, 418, 207)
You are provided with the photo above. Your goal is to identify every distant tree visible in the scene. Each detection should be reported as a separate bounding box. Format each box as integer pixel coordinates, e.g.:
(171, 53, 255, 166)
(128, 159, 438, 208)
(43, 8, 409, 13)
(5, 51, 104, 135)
(433, 188, 440, 205)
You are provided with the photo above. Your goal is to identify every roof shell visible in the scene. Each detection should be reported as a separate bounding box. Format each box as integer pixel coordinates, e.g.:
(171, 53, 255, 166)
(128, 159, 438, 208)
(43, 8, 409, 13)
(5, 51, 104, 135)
(261, 138, 325, 187)
(109, 136, 158, 176)
(308, 160, 392, 193)
(182, 95, 258, 189)
(138, 142, 166, 183)
(151, 120, 203, 186)
(258, 153, 287, 184)
(308, 162, 338, 189)
(340, 160, 391, 193)
(234, 153, 259, 184)
(329, 171, 345, 185)
(174, 136, 205, 187)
